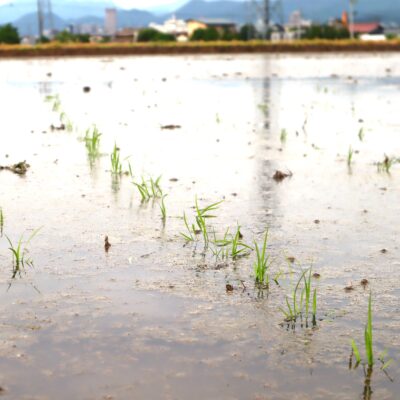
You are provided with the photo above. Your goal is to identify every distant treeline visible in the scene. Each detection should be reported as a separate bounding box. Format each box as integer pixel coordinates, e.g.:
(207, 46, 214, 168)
(0, 22, 390, 45)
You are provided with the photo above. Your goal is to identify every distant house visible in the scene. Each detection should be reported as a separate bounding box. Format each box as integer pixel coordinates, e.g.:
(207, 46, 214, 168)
(114, 28, 138, 43)
(149, 15, 189, 41)
(351, 22, 384, 35)
(383, 23, 400, 38)
(186, 19, 236, 37)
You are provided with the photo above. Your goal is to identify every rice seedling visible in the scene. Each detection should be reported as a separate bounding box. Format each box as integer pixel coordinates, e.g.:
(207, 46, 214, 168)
(110, 142, 122, 175)
(229, 225, 253, 259)
(0, 207, 3, 236)
(180, 212, 195, 242)
(84, 125, 102, 161)
(254, 230, 270, 287)
(5, 228, 41, 279)
(377, 155, 398, 173)
(358, 127, 365, 142)
(194, 197, 224, 246)
(159, 195, 167, 222)
(216, 113, 221, 123)
(52, 96, 61, 112)
(258, 104, 268, 116)
(212, 225, 252, 260)
(44, 95, 55, 102)
(280, 129, 287, 143)
(347, 146, 354, 166)
(350, 293, 393, 371)
(133, 176, 163, 202)
(378, 350, 394, 371)
(128, 162, 133, 178)
(133, 177, 151, 202)
(279, 268, 318, 326)
(65, 118, 74, 132)
(210, 229, 229, 259)
(180, 198, 223, 246)
(150, 176, 163, 198)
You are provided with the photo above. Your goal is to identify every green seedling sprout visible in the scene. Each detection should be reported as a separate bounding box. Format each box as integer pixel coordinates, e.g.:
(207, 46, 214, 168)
(350, 293, 393, 370)
(280, 129, 287, 143)
(377, 155, 398, 173)
(258, 104, 268, 116)
(254, 230, 270, 287)
(85, 125, 102, 161)
(110, 142, 122, 175)
(160, 195, 167, 222)
(0, 207, 3, 236)
(5, 228, 41, 279)
(347, 146, 354, 166)
(280, 268, 317, 326)
(358, 128, 365, 142)
(180, 212, 195, 242)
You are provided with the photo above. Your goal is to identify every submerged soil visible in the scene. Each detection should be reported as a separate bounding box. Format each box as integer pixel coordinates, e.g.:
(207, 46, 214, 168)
(0, 53, 399, 399)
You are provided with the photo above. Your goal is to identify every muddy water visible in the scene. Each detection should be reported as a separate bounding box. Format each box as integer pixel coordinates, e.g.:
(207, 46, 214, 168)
(0, 53, 399, 399)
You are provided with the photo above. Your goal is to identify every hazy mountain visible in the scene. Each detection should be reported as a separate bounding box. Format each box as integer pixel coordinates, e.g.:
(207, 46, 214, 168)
(117, 9, 159, 28)
(174, 0, 400, 24)
(174, 0, 247, 22)
(12, 12, 66, 36)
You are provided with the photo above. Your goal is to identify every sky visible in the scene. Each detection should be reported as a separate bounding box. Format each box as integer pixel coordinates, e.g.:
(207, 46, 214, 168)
(0, 0, 193, 8)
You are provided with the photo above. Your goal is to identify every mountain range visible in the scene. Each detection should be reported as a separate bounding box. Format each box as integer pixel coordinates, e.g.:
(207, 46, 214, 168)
(0, 0, 398, 36)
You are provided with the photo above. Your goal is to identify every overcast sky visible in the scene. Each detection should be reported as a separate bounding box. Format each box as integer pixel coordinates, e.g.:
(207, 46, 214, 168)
(0, 0, 200, 9)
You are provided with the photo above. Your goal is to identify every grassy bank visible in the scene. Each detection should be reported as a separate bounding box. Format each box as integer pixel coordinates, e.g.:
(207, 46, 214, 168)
(0, 39, 400, 58)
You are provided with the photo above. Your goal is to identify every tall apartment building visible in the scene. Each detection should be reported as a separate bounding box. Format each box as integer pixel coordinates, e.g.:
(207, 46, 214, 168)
(105, 8, 117, 36)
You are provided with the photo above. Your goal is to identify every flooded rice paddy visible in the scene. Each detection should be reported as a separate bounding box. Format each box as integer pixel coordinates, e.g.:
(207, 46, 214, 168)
(0, 53, 400, 399)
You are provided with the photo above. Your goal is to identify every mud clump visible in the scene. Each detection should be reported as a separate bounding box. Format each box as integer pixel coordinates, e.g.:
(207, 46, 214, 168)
(0, 161, 30, 175)
(50, 124, 65, 131)
(0, 386, 5, 395)
(226, 284, 234, 292)
(273, 170, 292, 182)
(361, 279, 369, 287)
(161, 125, 181, 130)
(104, 236, 111, 252)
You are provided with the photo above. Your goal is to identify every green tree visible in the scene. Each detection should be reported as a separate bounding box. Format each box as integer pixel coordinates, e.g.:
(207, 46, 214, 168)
(239, 24, 258, 41)
(55, 31, 90, 43)
(221, 28, 237, 41)
(0, 24, 20, 44)
(190, 28, 220, 41)
(302, 25, 350, 40)
(137, 28, 176, 42)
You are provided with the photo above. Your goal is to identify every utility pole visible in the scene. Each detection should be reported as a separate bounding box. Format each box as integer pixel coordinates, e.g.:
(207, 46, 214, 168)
(37, 0, 44, 38)
(264, 0, 270, 38)
(47, 0, 54, 34)
(349, 0, 357, 39)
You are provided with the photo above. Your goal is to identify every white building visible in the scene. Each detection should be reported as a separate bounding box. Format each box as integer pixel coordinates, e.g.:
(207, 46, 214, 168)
(105, 8, 117, 36)
(149, 15, 188, 40)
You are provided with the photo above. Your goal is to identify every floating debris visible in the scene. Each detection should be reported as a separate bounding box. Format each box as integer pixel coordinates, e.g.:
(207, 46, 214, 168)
(104, 236, 111, 252)
(361, 279, 369, 287)
(344, 284, 354, 292)
(226, 284, 234, 292)
(50, 124, 65, 131)
(273, 170, 292, 182)
(0, 161, 30, 175)
(161, 125, 181, 130)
